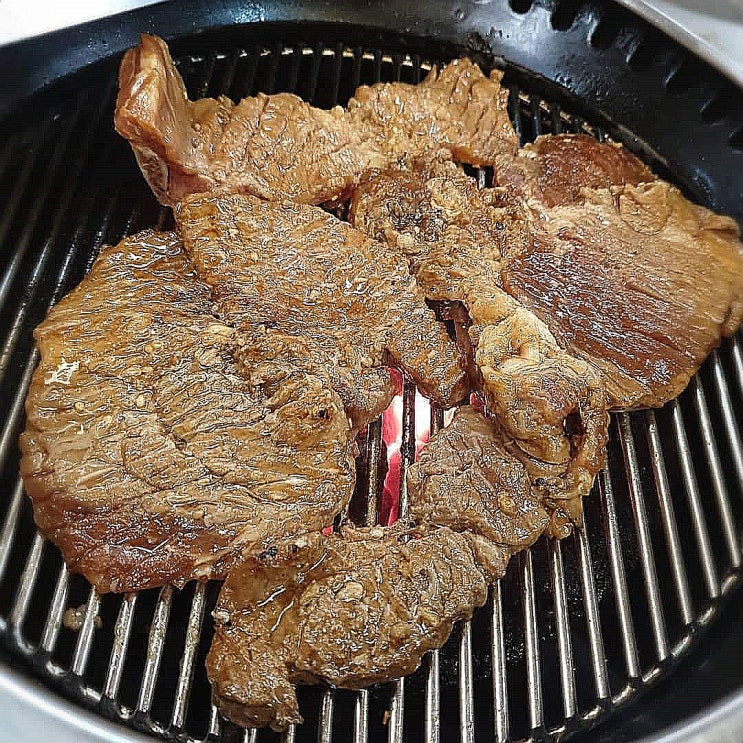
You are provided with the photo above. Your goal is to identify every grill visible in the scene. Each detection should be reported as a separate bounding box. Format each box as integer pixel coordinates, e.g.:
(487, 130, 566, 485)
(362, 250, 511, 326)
(2, 3, 743, 742)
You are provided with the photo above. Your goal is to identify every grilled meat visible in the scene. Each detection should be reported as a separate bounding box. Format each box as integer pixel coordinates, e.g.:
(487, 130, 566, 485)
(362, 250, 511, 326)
(115, 35, 515, 206)
(408, 405, 553, 542)
(351, 154, 609, 515)
(20, 231, 355, 592)
(494, 133, 653, 207)
(175, 191, 467, 428)
(207, 524, 504, 730)
(348, 57, 517, 164)
(503, 181, 743, 407)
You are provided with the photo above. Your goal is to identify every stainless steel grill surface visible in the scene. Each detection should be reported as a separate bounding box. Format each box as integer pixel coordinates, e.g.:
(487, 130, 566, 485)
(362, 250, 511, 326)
(0, 35, 742, 743)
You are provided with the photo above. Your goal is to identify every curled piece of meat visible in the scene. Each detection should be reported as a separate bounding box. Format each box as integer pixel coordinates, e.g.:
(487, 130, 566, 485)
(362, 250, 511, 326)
(20, 231, 355, 592)
(176, 191, 468, 429)
(351, 155, 609, 512)
(207, 525, 500, 730)
(115, 35, 517, 206)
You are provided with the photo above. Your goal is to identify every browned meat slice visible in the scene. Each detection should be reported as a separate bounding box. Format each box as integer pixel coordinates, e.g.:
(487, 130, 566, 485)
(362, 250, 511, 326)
(503, 181, 743, 407)
(175, 192, 467, 428)
(494, 133, 653, 207)
(20, 231, 355, 592)
(114, 34, 387, 207)
(348, 59, 518, 164)
(115, 36, 517, 207)
(207, 524, 503, 730)
(407, 405, 556, 540)
(351, 155, 609, 514)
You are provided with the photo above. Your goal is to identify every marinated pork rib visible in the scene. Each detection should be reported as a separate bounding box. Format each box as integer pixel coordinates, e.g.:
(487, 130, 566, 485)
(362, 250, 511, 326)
(351, 155, 609, 513)
(115, 35, 516, 206)
(176, 192, 467, 428)
(407, 405, 553, 541)
(20, 231, 355, 592)
(207, 525, 504, 730)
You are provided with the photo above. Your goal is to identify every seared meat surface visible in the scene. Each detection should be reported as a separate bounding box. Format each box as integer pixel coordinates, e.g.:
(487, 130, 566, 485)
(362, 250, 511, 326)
(207, 525, 503, 730)
(176, 191, 467, 428)
(20, 231, 355, 592)
(494, 133, 653, 207)
(408, 405, 553, 542)
(116, 35, 515, 206)
(348, 58, 517, 164)
(503, 181, 743, 407)
(351, 154, 609, 515)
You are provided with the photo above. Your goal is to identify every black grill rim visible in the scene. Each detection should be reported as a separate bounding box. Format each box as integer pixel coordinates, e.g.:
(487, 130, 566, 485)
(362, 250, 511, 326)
(2, 4, 743, 743)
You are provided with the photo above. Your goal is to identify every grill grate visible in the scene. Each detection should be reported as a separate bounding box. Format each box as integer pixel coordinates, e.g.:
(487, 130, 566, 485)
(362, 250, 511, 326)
(0, 36, 742, 743)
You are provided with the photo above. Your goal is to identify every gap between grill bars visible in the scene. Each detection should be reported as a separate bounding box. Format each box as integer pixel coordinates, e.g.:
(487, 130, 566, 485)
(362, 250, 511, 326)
(0, 38, 741, 743)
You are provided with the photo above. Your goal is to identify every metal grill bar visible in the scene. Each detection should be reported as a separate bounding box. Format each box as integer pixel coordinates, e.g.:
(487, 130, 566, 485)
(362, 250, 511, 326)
(692, 377, 741, 567)
(575, 525, 610, 699)
(136, 585, 174, 714)
(40, 565, 70, 653)
(353, 690, 369, 743)
(424, 405, 444, 743)
(617, 414, 669, 661)
(102, 593, 138, 701)
(171, 582, 208, 730)
(522, 549, 544, 731)
(645, 411, 694, 625)
(710, 351, 743, 492)
(318, 689, 335, 743)
(671, 401, 720, 599)
(491, 581, 509, 743)
(458, 621, 475, 743)
(599, 469, 641, 678)
(387, 382, 416, 743)
(0, 479, 25, 587)
(70, 588, 101, 677)
(9, 532, 45, 641)
(548, 539, 577, 720)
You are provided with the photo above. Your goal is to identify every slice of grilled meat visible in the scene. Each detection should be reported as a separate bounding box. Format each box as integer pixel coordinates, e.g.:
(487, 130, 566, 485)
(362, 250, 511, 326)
(207, 524, 504, 731)
(408, 405, 555, 540)
(115, 35, 516, 206)
(176, 191, 468, 429)
(351, 154, 609, 515)
(20, 231, 355, 592)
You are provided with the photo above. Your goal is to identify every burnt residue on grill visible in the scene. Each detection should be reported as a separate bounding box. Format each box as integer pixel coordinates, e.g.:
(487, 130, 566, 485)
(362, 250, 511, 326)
(0, 29, 742, 743)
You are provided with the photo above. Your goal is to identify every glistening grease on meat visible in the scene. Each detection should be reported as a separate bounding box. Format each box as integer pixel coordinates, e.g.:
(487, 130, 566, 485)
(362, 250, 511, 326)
(207, 525, 504, 731)
(208, 406, 548, 731)
(175, 191, 468, 429)
(115, 35, 515, 206)
(20, 232, 355, 592)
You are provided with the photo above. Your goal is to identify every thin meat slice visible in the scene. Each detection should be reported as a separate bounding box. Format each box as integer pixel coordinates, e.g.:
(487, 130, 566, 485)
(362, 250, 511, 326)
(348, 58, 518, 164)
(503, 181, 743, 407)
(115, 35, 517, 207)
(351, 154, 609, 514)
(207, 524, 504, 730)
(20, 231, 355, 592)
(115, 34, 387, 207)
(494, 133, 653, 208)
(176, 192, 467, 429)
(407, 405, 556, 540)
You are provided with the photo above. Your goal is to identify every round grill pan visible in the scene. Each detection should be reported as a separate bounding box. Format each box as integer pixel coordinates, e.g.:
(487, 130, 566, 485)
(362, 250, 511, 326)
(1, 2, 743, 742)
